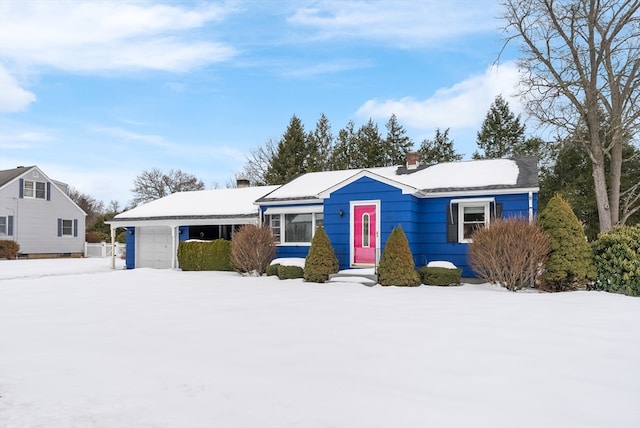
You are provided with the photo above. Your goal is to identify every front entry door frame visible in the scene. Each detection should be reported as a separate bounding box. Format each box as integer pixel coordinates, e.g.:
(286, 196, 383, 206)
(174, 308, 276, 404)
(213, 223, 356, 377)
(350, 200, 381, 267)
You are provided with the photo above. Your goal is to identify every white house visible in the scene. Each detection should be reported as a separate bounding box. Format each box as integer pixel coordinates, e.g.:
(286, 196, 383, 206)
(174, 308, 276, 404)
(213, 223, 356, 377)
(0, 166, 87, 258)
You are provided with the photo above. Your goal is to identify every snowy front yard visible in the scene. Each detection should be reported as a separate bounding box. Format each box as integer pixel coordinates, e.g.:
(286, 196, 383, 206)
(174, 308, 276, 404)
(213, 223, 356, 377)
(1, 259, 639, 428)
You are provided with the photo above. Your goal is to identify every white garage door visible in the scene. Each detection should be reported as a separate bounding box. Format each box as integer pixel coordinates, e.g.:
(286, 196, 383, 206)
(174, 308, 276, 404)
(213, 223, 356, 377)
(137, 226, 173, 269)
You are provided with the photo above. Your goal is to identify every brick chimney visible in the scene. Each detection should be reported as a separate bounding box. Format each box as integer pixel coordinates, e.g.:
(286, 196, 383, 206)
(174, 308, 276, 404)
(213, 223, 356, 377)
(406, 152, 420, 170)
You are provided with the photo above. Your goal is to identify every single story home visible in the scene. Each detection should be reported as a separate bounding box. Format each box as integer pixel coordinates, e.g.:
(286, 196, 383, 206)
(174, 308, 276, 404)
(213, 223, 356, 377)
(109, 156, 538, 277)
(0, 165, 87, 258)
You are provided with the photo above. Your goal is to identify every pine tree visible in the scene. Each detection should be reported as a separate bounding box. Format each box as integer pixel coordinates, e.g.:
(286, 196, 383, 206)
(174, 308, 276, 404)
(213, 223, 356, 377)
(355, 118, 385, 168)
(384, 114, 414, 166)
(473, 95, 526, 159)
(304, 226, 339, 283)
(329, 120, 357, 170)
(306, 113, 334, 172)
(417, 128, 463, 164)
(538, 195, 596, 291)
(265, 115, 308, 184)
(377, 225, 420, 287)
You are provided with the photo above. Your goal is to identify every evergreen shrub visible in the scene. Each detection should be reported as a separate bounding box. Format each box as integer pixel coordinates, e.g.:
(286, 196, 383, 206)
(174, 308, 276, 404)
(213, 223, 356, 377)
(538, 195, 596, 291)
(377, 225, 420, 286)
(0, 240, 20, 259)
(419, 266, 462, 286)
(231, 224, 276, 275)
(304, 226, 339, 282)
(177, 240, 233, 271)
(266, 264, 280, 276)
(277, 265, 304, 280)
(469, 217, 550, 291)
(592, 225, 640, 296)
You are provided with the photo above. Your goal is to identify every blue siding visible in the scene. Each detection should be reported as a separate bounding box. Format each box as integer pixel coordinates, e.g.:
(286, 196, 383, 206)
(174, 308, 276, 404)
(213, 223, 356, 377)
(125, 227, 135, 269)
(324, 176, 421, 270)
(262, 177, 537, 278)
(418, 193, 536, 277)
(179, 226, 189, 241)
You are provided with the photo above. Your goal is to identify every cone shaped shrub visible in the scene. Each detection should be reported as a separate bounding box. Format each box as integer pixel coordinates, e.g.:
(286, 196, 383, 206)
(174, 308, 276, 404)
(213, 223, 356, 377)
(377, 225, 420, 286)
(304, 226, 339, 282)
(538, 195, 596, 290)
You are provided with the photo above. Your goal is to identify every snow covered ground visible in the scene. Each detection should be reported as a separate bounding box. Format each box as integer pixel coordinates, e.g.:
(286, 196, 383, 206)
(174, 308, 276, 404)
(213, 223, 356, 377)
(1, 258, 639, 428)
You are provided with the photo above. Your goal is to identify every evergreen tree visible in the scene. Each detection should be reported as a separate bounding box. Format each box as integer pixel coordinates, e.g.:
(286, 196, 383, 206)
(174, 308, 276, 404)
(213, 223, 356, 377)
(329, 120, 357, 170)
(306, 113, 334, 172)
(538, 195, 596, 291)
(265, 115, 308, 184)
(355, 118, 386, 168)
(304, 226, 339, 283)
(473, 95, 526, 159)
(384, 114, 414, 166)
(417, 128, 463, 164)
(377, 225, 421, 287)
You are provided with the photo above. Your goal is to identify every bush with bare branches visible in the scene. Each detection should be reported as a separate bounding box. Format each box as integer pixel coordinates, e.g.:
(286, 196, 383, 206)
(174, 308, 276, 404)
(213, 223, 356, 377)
(230, 224, 276, 275)
(469, 217, 550, 291)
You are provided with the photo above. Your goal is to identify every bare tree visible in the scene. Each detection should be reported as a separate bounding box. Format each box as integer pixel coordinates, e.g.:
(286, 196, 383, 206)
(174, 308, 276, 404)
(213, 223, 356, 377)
(68, 188, 105, 228)
(502, 0, 640, 231)
(240, 138, 278, 186)
(131, 168, 205, 205)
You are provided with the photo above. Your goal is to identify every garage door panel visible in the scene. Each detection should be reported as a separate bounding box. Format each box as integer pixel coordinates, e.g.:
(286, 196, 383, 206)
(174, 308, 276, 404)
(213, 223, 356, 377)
(137, 227, 173, 269)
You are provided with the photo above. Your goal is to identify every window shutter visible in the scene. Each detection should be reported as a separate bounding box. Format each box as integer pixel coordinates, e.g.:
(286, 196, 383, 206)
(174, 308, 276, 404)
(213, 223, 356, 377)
(447, 203, 459, 243)
(73, 219, 78, 237)
(8, 216, 13, 236)
(19, 179, 24, 198)
(490, 202, 503, 221)
(47, 182, 51, 201)
(57, 218, 62, 237)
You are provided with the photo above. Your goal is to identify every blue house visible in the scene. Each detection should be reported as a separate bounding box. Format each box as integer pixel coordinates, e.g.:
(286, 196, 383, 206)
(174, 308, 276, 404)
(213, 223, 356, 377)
(109, 156, 538, 277)
(255, 156, 539, 277)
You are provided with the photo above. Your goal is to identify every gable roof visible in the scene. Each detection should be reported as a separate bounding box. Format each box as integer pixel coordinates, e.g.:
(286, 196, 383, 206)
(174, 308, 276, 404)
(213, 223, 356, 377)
(0, 166, 37, 189)
(257, 157, 539, 204)
(110, 185, 280, 222)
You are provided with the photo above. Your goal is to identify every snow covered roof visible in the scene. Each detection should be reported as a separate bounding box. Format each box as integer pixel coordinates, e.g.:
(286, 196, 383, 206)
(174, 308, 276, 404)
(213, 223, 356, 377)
(257, 157, 538, 203)
(110, 185, 279, 222)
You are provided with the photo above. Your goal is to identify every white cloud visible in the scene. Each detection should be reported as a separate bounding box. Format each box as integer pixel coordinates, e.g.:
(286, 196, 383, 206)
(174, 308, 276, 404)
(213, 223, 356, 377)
(0, 64, 36, 112)
(288, 0, 501, 46)
(0, 1, 237, 73)
(356, 62, 523, 130)
(92, 126, 170, 147)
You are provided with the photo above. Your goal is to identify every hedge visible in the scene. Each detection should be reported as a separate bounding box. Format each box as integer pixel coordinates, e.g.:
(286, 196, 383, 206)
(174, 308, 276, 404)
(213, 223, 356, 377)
(177, 240, 233, 271)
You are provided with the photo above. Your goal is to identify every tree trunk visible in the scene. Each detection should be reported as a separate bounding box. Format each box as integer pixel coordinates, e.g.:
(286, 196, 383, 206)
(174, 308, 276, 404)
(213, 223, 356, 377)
(591, 153, 613, 232)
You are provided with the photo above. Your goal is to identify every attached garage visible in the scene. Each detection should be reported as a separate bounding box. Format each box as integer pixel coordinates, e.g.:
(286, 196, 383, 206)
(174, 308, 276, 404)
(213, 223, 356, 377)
(106, 185, 280, 270)
(136, 226, 173, 269)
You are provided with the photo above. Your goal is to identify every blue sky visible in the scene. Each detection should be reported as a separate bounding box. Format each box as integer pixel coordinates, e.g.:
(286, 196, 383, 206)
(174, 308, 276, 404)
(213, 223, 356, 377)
(0, 0, 526, 207)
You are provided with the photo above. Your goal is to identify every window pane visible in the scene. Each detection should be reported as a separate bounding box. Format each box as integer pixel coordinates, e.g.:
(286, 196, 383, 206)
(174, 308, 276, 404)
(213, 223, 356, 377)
(35, 182, 46, 199)
(0, 217, 6, 235)
(285, 213, 312, 242)
(362, 213, 370, 247)
(268, 215, 281, 242)
(315, 213, 323, 229)
(62, 219, 73, 236)
(462, 205, 486, 240)
(24, 181, 34, 198)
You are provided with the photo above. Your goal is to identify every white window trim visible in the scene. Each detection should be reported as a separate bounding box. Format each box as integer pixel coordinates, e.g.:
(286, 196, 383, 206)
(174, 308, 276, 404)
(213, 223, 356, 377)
(23, 180, 47, 200)
(458, 201, 490, 243)
(61, 219, 74, 237)
(266, 212, 323, 246)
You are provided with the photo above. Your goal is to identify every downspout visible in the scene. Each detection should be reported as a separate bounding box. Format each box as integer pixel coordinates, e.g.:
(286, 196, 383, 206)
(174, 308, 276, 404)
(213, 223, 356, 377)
(172, 226, 178, 269)
(528, 191, 533, 223)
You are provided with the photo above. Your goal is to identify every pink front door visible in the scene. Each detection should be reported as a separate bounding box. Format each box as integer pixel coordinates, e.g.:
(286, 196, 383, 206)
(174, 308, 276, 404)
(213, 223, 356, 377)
(353, 204, 377, 265)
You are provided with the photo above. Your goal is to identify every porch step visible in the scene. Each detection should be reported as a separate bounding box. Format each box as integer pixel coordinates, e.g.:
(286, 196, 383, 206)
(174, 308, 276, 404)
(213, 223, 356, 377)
(328, 269, 378, 286)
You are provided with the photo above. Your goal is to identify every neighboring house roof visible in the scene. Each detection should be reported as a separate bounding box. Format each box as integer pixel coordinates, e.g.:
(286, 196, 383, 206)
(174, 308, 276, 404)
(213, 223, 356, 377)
(0, 166, 37, 189)
(110, 185, 280, 222)
(257, 157, 539, 204)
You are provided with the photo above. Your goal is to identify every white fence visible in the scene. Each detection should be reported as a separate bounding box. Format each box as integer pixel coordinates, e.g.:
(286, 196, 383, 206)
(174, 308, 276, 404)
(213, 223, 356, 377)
(84, 242, 126, 258)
